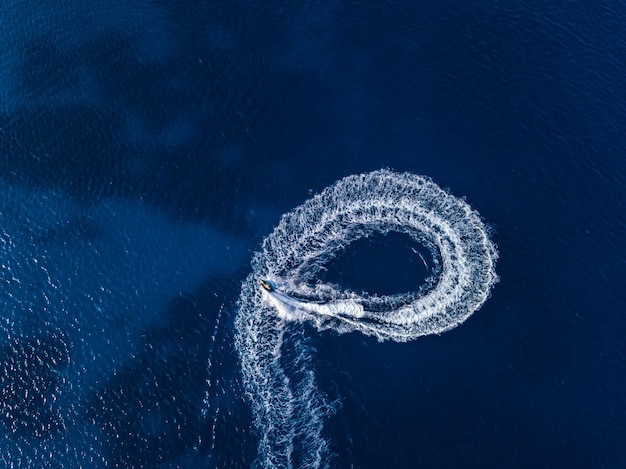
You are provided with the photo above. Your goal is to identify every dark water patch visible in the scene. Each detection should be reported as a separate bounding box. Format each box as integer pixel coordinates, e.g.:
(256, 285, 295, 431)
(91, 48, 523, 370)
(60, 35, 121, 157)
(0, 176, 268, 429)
(18, 36, 73, 98)
(0, 0, 355, 245)
(0, 105, 124, 199)
(1, 0, 347, 231)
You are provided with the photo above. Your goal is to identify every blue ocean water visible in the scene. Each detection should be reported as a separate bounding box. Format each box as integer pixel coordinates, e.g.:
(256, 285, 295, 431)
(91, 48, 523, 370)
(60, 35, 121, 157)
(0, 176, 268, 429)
(0, 1, 624, 467)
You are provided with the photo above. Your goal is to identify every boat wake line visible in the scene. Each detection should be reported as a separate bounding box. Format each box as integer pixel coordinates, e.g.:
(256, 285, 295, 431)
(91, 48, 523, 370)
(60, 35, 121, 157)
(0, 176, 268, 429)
(234, 169, 498, 467)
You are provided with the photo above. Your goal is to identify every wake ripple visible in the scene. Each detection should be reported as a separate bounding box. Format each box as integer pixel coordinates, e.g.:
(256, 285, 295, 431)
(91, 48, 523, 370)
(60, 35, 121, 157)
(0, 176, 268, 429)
(235, 169, 498, 467)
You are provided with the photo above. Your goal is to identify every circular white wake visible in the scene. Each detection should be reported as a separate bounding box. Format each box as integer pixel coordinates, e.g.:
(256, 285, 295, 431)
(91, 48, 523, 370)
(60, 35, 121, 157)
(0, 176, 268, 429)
(235, 170, 498, 467)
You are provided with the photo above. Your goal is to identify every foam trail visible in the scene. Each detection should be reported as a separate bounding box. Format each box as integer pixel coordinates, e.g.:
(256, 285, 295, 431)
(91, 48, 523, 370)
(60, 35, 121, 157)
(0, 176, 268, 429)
(235, 170, 498, 467)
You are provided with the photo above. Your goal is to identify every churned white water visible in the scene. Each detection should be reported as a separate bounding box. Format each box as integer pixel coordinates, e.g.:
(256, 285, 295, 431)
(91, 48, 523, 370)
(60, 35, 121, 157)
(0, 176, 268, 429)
(235, 170, 498, 467)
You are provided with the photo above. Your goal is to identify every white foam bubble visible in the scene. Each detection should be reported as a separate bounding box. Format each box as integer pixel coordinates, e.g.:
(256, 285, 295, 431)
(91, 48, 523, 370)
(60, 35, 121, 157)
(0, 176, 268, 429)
(235, 169, 498, 467)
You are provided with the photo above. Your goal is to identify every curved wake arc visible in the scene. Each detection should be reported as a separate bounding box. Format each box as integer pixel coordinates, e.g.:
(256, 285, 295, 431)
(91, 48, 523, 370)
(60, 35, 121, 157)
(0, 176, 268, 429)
(235, 170, 498, 467)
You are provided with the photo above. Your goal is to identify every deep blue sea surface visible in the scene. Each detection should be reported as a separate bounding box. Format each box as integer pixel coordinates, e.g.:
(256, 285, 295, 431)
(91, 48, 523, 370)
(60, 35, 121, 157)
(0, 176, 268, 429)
(1, 1, 624, 467)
